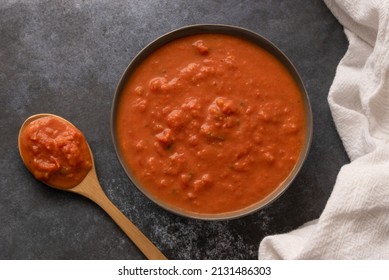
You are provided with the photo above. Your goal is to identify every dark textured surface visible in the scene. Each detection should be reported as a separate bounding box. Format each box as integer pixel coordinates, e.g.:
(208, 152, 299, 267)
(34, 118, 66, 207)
(0, 0, 349, 260)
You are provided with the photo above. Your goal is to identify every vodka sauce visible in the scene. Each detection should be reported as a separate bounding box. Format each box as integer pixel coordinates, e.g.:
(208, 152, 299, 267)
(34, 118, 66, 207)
(19, 116, 92, 189)
(116, 34, 306, 214)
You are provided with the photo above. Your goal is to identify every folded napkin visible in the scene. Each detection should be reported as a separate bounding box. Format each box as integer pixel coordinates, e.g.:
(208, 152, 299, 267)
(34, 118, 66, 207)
(259, 0, 389, 259)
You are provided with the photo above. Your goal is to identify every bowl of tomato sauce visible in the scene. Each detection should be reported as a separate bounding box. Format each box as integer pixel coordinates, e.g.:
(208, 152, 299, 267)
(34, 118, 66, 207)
(111, 24, 312, 220)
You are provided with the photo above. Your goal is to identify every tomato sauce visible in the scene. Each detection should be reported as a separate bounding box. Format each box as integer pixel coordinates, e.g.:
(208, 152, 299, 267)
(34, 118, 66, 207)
(116, 34, 306, 214)
(19, 116, 92, 189)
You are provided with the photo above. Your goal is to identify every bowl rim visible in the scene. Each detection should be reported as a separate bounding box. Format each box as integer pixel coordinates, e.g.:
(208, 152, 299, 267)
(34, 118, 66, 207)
(111, 24, 313, 221)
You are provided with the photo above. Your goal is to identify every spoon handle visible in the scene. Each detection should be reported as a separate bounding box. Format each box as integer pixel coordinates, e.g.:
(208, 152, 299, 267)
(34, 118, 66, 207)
(74, 172, 168, 260)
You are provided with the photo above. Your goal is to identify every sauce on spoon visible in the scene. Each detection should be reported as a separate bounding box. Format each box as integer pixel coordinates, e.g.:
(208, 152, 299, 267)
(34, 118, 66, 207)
(19, 115, 92, 189)
(18, 113, 167, 260)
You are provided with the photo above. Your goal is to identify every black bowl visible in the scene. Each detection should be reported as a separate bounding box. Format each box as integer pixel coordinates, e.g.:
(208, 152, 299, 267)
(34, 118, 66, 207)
(111, 24, 313, 220)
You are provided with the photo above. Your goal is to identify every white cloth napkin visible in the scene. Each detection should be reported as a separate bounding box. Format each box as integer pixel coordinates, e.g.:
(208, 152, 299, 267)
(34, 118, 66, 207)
(259, 0, 389, 259)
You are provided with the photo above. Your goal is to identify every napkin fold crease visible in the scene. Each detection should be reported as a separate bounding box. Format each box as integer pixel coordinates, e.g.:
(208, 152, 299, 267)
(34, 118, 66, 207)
(259, 0, 389, 259)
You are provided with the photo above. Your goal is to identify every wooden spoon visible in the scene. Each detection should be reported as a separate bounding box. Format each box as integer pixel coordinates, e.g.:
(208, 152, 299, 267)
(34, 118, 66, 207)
(18, 113, 167, 260)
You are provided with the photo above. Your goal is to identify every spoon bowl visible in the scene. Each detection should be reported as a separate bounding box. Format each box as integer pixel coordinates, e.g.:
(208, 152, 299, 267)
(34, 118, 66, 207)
(18, 113, 167, 260)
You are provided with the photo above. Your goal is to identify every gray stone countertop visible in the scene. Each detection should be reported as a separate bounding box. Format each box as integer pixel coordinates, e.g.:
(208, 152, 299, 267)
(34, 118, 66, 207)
(0, 0, 349, 259)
